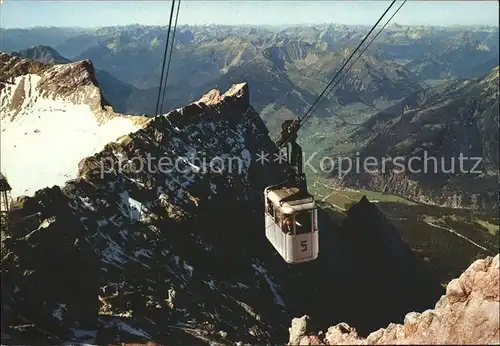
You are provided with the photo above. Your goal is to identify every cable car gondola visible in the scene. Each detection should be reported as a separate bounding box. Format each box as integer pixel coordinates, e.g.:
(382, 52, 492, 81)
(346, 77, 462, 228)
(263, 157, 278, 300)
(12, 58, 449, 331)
(264, 119, 319, 264)
(263, 0, 405, 263)
(264, 185, 319, 264)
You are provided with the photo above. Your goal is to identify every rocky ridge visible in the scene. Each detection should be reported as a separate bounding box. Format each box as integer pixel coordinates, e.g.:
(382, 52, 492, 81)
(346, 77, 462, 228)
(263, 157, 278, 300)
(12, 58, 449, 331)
(1, 79, 287, 344)
(9, 46, 153, 115)
(0, 52, 142, 118)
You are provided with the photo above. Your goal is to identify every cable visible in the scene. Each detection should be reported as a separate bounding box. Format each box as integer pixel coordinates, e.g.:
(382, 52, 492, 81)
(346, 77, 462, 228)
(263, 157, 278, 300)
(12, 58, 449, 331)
(303, 0, 407, 122)
(155, 0, 176, 117)
(155, 0, 176, 116)
(159, 0, 182, 116)
(277, 0, 397, 149)
(299, 1, 397, 124)
(318, 0, 408, 138)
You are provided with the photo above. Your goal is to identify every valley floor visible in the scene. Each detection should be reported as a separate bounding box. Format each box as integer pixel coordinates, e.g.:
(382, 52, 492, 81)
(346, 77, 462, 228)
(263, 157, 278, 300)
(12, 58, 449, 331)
(309, 176, 500, 285)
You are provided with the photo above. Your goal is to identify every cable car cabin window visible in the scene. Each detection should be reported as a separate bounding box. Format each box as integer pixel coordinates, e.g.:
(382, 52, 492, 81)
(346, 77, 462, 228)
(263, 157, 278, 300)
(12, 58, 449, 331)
(282, 214, 293, 235)
(275, 209, 282, 227)
(266, 199, 274, 217)
(274, 209, 292, 234)
(294, 210, 313, 235)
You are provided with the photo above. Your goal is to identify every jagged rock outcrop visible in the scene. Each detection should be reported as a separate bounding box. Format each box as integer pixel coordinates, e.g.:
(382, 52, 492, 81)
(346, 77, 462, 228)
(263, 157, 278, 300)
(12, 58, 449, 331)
(1, 187, 101, 343)
(288, 254, 500, 345)
(1, 52, 113, 113)
(10, 46, 150, 115)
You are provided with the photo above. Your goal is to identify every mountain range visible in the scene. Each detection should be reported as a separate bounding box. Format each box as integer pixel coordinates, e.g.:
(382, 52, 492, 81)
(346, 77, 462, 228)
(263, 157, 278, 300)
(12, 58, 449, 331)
(3, 24, 498, 136)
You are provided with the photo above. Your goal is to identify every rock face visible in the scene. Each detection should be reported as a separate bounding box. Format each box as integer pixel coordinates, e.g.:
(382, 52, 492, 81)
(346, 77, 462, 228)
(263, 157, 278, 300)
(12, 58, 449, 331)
(10, 46, 150, 115)
(1, 51, 109, 112)
(1, 188, 101, 343)
(288, 254, 500, 345)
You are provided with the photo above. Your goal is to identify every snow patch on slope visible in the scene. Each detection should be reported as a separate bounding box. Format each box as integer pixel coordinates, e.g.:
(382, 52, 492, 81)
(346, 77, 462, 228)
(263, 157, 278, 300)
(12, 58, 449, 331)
(0, 74, 142, 198)
(253, 264, 286, 308)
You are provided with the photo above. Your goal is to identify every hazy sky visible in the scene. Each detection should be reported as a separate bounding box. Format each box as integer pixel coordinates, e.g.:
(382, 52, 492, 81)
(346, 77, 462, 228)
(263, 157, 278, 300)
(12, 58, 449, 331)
(1, 1, 498, 28)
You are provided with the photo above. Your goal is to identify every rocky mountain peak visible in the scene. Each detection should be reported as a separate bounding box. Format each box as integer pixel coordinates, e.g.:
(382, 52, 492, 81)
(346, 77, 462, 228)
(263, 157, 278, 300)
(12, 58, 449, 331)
(451, 31, 481, 48)
(0, 54, 148, 198)
(0, 52, 106, 112)
(0, 52, 45, 89)
(197, 82, 249, 107)
(223, 82, 249, 104)
(38, 59, 102, 105)
(11, 45, 71, 64)
(346, 195, 376, 218)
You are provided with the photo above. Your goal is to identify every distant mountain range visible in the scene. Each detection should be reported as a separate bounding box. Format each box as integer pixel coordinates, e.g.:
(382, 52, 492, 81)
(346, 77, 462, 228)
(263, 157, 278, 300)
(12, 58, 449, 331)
(3, 25, 498, 136)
